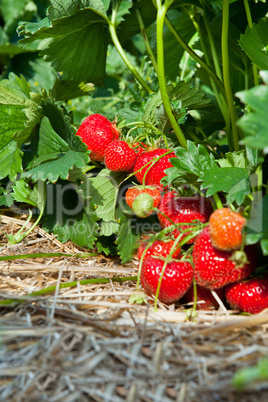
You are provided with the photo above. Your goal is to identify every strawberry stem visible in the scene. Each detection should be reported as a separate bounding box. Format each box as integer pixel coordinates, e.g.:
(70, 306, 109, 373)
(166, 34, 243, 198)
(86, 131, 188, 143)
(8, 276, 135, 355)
(212, 193, 223, 210)
(109, 4, 154, 95)
(222, 0, 241, 152)
(155, 2, 188, 148)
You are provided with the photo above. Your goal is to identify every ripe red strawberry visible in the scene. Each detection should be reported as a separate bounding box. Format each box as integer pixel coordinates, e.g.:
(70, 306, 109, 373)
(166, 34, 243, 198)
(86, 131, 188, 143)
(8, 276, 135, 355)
(183, 285, 224, 310)
(192, 226, 257, 289)
(137, 238, 181, 260)
(157, 192, 213, 243)
(132, 142, 148, 156)
(225, 275, 268, 314)
(76, 114, 119, 161)
(209, 208, 246, 251)
(125, 186, 161, 210)
(133, 148, 176, 188)
(141, 256, 193, 304)
(105, 140, 137, 172)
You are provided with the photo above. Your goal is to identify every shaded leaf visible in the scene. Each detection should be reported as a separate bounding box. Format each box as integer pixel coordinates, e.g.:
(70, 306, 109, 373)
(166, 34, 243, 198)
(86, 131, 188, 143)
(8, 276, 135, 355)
(245, 193, 268, 255)
(42, 181, 98, 248)
(116, 216, 141, 263)
(236, 81, 268, 151)
(200, 167, 250, 205)
(87, 169, 125, 222)
(18, 9, 108, 90)
(163, 141, 218, 185)
(22, 116, 89, 182)
(240, 18, 268, 70)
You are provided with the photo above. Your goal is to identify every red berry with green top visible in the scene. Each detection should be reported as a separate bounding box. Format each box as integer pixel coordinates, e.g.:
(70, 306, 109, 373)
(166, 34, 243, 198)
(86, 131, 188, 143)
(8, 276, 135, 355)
(157, 191, 213, 243)
(76, 114, 119, 161)
(225, 275, 268, 314)
(192, 226, 257, 290)
(137, 238, 181, 261)
(133, 148, 176, 188)
(209, 208, 246, 251)
(105, 140, 137, 172)
(141, 256, 193, 304)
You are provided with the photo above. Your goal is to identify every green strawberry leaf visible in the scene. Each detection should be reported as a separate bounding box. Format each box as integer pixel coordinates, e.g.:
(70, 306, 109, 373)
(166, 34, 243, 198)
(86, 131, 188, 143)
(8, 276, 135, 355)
(0, 73, 42, 180)
(47, 0, 107, 20)
(162, 140, 218, 186)
(116, 216, 141, 263)
(0, 105, 25, 180)
(99, 220, 120, 236)
(0, 187, 13, 208)
(96, 235, 117, 256)
(236, 79, 268, 151)
(42, 181, 98, 248)
(217, 150, 247, 168)
(87, 169, 125, 222)
(240, 18, 268, 70)
(217, 149, 263, 170)
(144, 82, 210, 132)
(18, 8, 108, 95)
(245, 193, 268, 255)
(115, 0, 132, 27)
(11, 179, 37, 206)
(22, 116, 90, 182)
(200, 167, 250, 205)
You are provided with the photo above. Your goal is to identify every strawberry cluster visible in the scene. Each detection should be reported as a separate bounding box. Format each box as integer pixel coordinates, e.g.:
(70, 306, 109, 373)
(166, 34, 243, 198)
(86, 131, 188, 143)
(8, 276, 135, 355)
(76, 114, 267, 315)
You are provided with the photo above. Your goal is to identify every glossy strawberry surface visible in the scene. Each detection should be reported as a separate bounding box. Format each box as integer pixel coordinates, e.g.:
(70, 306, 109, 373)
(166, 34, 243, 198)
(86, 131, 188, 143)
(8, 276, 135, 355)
(133, 148, 176, 188)
(76, 114, 119, 161)
(157, 192, 213, 243)
(141, 256, 193, 304)
(225, 275, 268, 314)
(137, 238, 181, 261)
(192, 226, 257, 289)
(105, 140, 137, 172)
(209, 208, 246, 251)
(183, 284, 224, 310)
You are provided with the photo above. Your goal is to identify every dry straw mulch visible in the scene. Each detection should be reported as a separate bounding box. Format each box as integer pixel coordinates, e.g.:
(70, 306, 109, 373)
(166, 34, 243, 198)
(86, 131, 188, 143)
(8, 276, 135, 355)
(1, 215, 268, 401)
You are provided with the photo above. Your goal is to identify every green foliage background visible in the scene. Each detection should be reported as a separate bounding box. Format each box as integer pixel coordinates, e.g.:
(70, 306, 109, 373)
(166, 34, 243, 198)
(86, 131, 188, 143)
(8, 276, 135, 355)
(1, 0, 268, 260)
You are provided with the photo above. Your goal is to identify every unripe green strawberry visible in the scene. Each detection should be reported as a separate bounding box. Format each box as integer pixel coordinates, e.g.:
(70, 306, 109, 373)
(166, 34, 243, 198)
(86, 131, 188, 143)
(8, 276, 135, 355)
(225, 275, 268, 314)
(209, 208, 246, 251)
(105, 140, 137, 172)
(132, 192, 154, 218)
(192, 226, 257, 290)
(141, 256, 193, 304)
(125, 185, 161, 211)
(76, 114, 119, 161)
(133, 148, 176, 188)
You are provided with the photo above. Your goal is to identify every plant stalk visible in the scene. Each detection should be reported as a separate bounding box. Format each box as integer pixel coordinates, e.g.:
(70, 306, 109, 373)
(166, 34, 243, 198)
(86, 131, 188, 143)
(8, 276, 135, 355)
(109, 6, 153, 94)
(221, 0, 240, 152)
(243, 0, 259, 86)
(156, 4, 187, 148)
(135, 8, 158, 73)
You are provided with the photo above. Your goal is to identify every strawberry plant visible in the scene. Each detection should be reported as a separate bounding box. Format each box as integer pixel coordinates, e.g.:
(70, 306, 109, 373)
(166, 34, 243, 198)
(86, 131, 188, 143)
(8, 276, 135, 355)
(0, 0, 268, 312)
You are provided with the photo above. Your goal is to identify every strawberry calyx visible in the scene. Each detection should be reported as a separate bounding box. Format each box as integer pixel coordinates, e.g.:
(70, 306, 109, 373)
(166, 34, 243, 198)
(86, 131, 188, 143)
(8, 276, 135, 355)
(229, 250, 249, 268)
